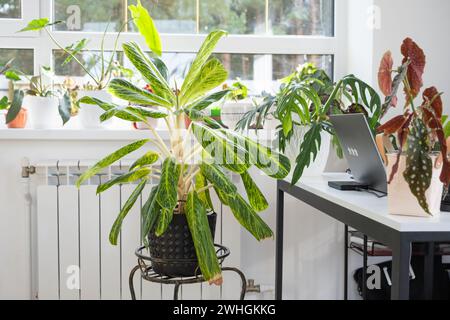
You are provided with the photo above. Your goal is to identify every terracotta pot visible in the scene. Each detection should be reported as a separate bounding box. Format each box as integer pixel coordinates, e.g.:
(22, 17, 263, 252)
(185, 116, 192, 129)
(386, 153, 443, 217)
(6, 108, 28, 128)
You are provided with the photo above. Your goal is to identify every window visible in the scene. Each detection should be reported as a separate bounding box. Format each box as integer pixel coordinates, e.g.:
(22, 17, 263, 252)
(1, 0, 344, 94)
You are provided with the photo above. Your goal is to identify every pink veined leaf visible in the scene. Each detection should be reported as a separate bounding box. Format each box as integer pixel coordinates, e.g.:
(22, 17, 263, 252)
(377, 114, 407, 135)
(423, 86, 443, 119)
(378, 51, 394, 96)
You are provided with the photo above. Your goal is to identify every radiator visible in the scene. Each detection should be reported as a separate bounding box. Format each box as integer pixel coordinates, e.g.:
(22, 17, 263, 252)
(33, 160, 242, 300)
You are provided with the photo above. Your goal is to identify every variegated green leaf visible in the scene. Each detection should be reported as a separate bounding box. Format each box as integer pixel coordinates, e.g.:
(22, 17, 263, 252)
(240, 171, 268, 212)
(181, 30, 227, 99)
(180, 58, 228, 106)
(186, 89, 230, 112)
(154, 157, 181, 236)
(195, 172, 214, 210)
(142, 186, 161, 245)
(403, 119, 433, 214)
(76, 139, 149, 187)
(200, 163, 237, 195)
(78, 96, 143, 122)
(155, 208, 173, 237)
(227, 194, 273, 241)
(109, 179, 146, 245)
(192, 122, 249, 167)
(129, 0, 162, 56)
(185, 191, 222, 284)
(214, 186, 230, 206)
(96, 168, 151, 194)
(122, 42, 174, 102)
(108, 78, 172, 108)
(130, 151, 159, 171)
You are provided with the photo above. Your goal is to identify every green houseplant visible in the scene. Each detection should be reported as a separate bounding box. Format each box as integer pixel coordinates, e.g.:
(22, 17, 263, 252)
(19, 18, 125, 128)
(376, 38, 449, 216)
(0, 60, 26, 128)
(237, 63, 382, 185)
(75, 1, 290, 285)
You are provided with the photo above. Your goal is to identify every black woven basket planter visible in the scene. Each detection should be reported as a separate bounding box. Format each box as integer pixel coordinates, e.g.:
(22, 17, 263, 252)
(148, 212, 217, 277)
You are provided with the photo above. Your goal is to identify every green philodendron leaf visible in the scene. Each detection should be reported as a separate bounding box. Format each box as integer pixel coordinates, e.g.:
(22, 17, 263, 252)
(403, 119, 433, 214)
(96, 168, 151, 194)
(185, 191, 222, 285)
(126, 106, 168, 119)
(58, 92, 72, 125)
(62, 38, 89, 66)
(291, 124, 322, 185)
(195, 172, 214, 210)
(200, 163, 237, 195)
(109, 179, 146, 245)
(129, 0, 162, 56)
(240, 171, 268, 212)
(108, 78, 172, 108)
(181, 30, 227, 99)
(142, 186, 161, 245)
(18, 18, 50, 32)
(76, 139, 149, 187)
(129, 151, 159, 171)
(227, 194, 273, 241)
(5, 70, 21, 81)
(180, 58, 228, 106)
(0, 96, 9, 110)
(122, 42, 174, 102)
(5, 90, 24, 124)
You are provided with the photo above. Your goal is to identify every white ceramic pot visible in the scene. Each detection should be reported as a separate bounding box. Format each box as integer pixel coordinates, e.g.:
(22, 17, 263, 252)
(134, 117, 160, 130)
(78, 90, 112, 129)
(282, 126, 331, 177)
(386, 153, 443, 217)
(25, 95, 61, 129)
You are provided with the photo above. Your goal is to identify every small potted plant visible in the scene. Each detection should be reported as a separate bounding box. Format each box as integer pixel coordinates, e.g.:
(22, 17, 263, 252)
(0, 62, 26, 128)
(376, 38, 449, 217)
(237, 63, 382, 184)
(19, 19, 125, 129)
(76, 1, 290, 284)
(20, 66, 71, 129)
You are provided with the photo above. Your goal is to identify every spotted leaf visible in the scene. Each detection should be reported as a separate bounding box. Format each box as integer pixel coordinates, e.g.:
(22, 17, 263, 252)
(403, 119, 432, 214)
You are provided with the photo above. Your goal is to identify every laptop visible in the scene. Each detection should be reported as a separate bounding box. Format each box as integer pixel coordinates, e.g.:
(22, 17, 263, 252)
(329, 114, 387, 194)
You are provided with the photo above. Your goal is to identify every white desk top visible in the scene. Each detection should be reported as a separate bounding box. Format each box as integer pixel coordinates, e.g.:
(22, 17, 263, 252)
(295, 173, 450, 233)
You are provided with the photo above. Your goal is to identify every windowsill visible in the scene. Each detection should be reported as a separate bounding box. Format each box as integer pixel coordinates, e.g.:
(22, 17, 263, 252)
(0, 128, 275, 142)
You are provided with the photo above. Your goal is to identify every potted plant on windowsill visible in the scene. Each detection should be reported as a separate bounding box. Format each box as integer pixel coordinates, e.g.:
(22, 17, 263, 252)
(237, 63, 383, 185)
(376, 38, 449, 217)
(17, 66, 72, 129)
(0, 61, 26, 128)
(19, 18, 125, 129)
(75, 1, 290, 284)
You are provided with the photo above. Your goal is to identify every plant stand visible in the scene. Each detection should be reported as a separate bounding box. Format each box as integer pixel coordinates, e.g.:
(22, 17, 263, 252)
(129, 244, 247, 300)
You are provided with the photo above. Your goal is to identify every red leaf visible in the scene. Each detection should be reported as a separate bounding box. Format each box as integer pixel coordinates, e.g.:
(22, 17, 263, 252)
(378, 51, 394, 96)
(377, 115, 407, 135)
(388, 113, 414, 184)
(423, 86, 443, 119)
(401, 38, 426, 98)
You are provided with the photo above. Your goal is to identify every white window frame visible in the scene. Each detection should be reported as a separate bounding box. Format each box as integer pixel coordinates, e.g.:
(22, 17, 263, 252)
(0, 0, 40, 37)
(1, 0, 347, 89)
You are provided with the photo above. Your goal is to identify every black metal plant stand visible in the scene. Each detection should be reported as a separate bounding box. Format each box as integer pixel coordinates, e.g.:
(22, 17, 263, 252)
(129, 244, 247, 300)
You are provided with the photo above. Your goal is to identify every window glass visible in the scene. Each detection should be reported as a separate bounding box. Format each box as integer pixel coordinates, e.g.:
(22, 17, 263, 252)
(269, 0, 334, 36)
(199, 0, 265, 34)
(0, 48, 33, 74)
(0, 0, 21, 19)
(272, 54, 333, 80)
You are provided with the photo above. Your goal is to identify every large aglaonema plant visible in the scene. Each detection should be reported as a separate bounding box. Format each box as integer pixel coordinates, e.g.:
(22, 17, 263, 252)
(75, 1, 290, 285)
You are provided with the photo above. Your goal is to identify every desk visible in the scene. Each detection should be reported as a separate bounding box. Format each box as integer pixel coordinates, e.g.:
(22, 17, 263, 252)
(275, 173, 450, 300)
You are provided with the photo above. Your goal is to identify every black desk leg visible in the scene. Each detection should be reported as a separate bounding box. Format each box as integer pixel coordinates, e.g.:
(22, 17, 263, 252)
(391, 237, 411, 300)
(362, 235, 368, 300)
(275, 185, 285, 300)
(424, 242, 435, 300)
(344, 224, 348, 300)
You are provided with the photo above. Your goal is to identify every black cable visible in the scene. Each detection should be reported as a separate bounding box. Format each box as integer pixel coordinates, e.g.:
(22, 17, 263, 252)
(355, 187, 387, 199)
